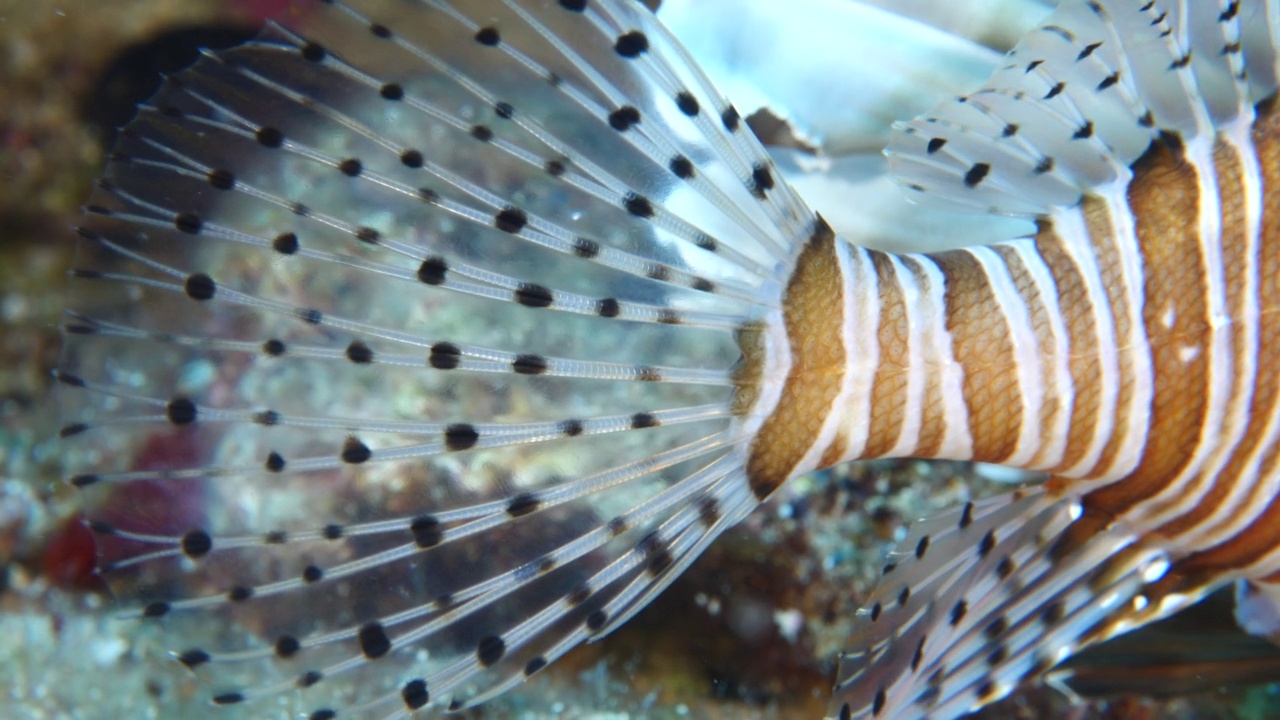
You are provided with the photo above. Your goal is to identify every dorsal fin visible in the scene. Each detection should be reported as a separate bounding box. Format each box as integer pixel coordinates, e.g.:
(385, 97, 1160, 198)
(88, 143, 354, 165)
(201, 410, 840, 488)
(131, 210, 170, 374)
(1241, 0, 1280, 95)
(887, 0, 1275, 218)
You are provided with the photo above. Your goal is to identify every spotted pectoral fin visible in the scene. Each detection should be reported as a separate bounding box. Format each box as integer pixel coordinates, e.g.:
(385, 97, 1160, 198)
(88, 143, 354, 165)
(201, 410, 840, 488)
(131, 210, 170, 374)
(828, 488, 1171, 720)
(1043, 586, 1280, 699)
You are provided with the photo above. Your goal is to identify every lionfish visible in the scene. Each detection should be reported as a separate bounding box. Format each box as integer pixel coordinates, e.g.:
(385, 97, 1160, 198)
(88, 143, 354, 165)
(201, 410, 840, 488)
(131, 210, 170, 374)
(55, 0, 1280, 717)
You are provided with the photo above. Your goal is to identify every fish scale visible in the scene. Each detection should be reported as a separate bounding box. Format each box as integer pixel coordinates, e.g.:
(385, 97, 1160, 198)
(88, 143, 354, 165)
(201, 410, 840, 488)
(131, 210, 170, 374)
(54, 0, 1280, 719)
(832, 0, 1280, 717)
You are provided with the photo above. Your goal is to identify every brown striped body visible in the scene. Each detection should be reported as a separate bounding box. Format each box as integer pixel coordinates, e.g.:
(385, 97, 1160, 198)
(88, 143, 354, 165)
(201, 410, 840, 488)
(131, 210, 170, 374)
(793, 2, 1280, 718)
(1162, 98, 1280, 582)
(748, 95, 1280, 583)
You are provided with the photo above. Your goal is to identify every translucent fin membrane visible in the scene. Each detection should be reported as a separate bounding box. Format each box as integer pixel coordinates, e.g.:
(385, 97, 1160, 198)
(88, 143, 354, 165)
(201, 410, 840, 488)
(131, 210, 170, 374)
(830, 488, 1170, 720)
(58, 0, 813, 715)
(888, 0, 1279, 217)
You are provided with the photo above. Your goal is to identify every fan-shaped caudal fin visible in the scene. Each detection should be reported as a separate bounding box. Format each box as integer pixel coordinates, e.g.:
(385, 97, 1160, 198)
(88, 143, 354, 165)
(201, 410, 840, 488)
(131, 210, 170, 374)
(58, 0, 815, 715)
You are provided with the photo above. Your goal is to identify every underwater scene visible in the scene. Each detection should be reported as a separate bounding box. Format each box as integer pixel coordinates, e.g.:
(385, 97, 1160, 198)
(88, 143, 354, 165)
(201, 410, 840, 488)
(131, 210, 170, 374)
(4, 1, 1280, 718)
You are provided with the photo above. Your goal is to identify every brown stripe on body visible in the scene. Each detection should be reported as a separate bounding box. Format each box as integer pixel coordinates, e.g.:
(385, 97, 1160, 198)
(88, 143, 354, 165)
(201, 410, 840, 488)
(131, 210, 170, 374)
(1159, 133, 1270, 537)
(930, 249, 1021, 464)
(818, 415, 850, 469)
(1082, 136, 1210, 517)
(1173, 428, 1280, 580)
(746, 221, 846, 500)
(1080, 196, 1140, 478)
(860, 250, 909, 458)
(1158, 97, 1280, 575)
(1035, 227, 1103, 475)
(906, 256, 949, 458)
(993, 244, 1064, 468)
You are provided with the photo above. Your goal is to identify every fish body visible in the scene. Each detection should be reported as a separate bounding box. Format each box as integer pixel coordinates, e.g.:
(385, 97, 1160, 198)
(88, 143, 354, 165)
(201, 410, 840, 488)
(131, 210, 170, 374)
(827, 1, 1280, 716)
(55, 0, 1280, 718)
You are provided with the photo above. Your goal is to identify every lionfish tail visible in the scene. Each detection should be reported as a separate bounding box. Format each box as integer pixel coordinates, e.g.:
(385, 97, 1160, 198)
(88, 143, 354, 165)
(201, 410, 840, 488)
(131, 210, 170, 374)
(57, 0, 811, 715)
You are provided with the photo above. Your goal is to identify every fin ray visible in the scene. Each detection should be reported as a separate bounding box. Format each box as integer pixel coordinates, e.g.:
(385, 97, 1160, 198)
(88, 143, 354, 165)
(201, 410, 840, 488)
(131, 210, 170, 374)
(57, 1, 817, 714)
(830, 488, 1173, 720)
(887, 0, 1278, 218)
